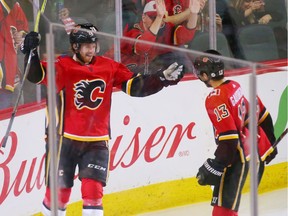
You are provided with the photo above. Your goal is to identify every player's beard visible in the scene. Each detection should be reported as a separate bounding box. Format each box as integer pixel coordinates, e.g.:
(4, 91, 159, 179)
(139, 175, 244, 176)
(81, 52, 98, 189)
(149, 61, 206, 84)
(82, 54, 94, 64)
(76, 53, 94, 65)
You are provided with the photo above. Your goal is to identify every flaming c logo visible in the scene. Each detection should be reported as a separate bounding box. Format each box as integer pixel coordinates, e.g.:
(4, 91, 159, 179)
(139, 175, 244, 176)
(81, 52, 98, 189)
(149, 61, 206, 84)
(74, 79, 106, 110)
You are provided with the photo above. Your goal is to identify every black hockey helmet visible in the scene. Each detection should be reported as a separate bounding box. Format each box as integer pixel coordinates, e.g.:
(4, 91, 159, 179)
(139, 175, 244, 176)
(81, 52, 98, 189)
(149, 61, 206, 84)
(193, 50, 224, 79)
(69, 23, 98, 44)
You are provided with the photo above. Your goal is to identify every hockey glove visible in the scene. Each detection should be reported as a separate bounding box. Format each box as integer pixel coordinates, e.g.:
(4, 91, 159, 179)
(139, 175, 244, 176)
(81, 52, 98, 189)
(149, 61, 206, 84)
(159, 62, 184, 86)
(196, 158, 225, 186)
(20, 31, 41, 54)
(265, 147, 278, 164)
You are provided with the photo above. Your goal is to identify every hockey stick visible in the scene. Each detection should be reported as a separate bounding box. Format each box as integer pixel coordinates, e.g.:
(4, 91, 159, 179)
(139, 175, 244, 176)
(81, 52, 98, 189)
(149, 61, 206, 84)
(1, 0, 47, 148)
(273, 128, 288, 149)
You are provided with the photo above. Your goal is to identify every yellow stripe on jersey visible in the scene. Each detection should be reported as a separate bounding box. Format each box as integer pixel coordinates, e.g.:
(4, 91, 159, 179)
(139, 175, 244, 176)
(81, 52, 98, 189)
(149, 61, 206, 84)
(0, 63, 3, 86)
(58, 90, 64, 135)
(126, 73, 141, 95)
(173, 25, 181, 45)
(260, 146, 275, 161)
(218, 134, 239, 141)
(218, 167, 226, 206)
(133, 35, 142, 55)
(0, 0, 10, 13)
(63, 133, 110, 142)
(231, 161, 247, 210)
(258, 110, 269, 125)
(36, 64, 46, 84)
(237, 142, 246, 163)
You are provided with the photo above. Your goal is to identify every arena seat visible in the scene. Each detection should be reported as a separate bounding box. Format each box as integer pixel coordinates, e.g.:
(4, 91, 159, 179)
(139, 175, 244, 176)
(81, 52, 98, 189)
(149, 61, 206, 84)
(188, 31, 234, 58)
(237, 25, 279, 62)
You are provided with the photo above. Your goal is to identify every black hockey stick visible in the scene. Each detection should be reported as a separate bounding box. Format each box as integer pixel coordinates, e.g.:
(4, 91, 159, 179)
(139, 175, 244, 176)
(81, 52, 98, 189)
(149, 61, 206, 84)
(1, 50, 34, 148)
(1, 0, 47, 148)
(273, 128, 288, 149)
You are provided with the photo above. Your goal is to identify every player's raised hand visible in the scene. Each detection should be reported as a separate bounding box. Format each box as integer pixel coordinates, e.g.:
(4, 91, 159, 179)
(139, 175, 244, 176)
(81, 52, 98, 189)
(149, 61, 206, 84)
(162, 62, 184, 81)
(20, 31, 41, 54)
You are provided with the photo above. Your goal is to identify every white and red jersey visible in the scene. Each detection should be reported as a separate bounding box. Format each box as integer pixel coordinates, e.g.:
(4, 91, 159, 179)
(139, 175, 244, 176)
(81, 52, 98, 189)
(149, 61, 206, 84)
(0, 2, 28, 91)
(40, 55, 134, 141)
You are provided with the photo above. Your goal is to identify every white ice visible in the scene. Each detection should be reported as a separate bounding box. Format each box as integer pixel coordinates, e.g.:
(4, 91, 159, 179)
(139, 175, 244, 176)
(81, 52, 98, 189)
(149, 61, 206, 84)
(138, 188, 287, 216)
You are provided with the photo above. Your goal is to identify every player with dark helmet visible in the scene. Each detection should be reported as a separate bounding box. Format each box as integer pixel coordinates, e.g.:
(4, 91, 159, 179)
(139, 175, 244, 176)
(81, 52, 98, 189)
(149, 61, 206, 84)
(69, 23, 100, 64)
(193, 49, 224, 87)
(69, 23, 98, 45)
(21, 23, 185, 216)
(194, 50, 277, 216)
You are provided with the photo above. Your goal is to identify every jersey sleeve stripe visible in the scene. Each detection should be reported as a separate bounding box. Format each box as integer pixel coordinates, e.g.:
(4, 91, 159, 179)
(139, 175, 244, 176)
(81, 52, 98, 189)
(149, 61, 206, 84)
(258, 110, 269, 125)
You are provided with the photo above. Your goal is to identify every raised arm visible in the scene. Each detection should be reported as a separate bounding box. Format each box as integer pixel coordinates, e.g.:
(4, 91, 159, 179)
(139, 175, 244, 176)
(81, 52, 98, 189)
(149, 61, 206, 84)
(21, 31, 45, 84)
(122, 62, 184, 97)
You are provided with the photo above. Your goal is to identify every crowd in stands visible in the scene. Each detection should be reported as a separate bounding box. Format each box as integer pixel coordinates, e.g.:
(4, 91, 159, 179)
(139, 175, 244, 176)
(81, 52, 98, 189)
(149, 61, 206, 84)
(0, 0, 287, 110)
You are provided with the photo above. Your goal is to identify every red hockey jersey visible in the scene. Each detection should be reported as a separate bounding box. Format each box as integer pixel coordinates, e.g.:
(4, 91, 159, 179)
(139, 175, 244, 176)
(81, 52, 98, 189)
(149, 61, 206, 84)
(0, 2, 28, 91)
(40, 55, 134, 141)
(205, 80, 274, 163)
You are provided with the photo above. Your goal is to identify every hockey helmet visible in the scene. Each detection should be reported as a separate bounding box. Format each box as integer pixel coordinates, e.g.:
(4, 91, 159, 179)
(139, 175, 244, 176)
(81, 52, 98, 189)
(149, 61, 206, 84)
(194, 50, 224, 79)
(69, 23, 98, 44)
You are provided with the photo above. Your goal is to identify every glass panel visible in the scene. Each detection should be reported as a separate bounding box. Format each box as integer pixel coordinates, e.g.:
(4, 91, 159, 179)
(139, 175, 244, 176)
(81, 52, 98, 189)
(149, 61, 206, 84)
(0, 1, 286, 216)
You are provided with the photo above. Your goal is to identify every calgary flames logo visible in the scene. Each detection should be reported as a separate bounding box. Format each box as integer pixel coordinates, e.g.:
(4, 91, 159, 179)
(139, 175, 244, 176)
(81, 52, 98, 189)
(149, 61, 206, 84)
(173, 5, 182, 15)
(74, 79, 106, 110)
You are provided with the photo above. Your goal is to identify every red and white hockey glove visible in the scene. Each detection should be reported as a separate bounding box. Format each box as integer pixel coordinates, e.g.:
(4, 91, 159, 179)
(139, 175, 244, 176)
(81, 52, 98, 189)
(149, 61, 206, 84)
(196, 158, 225, 186)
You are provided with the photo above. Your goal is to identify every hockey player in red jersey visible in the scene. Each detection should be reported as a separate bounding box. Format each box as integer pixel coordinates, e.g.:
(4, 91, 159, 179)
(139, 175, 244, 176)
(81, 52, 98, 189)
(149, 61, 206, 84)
(21, 23, 184, 216)
(193, 50, 277, 216)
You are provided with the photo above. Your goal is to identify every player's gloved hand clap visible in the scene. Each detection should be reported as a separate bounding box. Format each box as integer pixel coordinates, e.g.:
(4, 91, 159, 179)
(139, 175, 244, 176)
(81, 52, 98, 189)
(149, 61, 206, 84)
(265, 147, 278, 164)
(20, 31, 41, 54)
(196, 158, 225, 186)
(159, 62, 184, 85)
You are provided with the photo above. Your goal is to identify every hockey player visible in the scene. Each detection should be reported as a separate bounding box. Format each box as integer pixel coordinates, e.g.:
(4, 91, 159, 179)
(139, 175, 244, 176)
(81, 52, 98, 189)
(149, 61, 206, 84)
(21, 23, 184, 216)
(193, 49, 277, 216)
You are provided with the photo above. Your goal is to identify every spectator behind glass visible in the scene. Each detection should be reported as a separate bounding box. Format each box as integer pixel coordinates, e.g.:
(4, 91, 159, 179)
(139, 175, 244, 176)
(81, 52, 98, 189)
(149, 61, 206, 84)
(222, 0, 283, 59)
(164, 0, 205, 25)
(196, 0, 223, 32)
(105, 0, 201, 74)
(122, 0, 141, 30)
(138, 0, 205, 26)
(37, 0, 70, 58)
(0, 0, 28, 110)
(38, 0, 105, 58)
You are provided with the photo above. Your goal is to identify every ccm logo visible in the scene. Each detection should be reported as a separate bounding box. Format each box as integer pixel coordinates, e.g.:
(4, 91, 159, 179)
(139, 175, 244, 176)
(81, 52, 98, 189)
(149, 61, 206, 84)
(87, 164, 106, 171)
